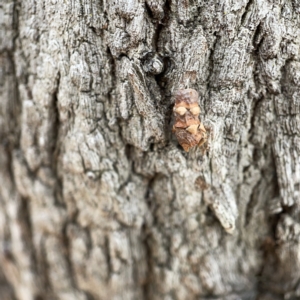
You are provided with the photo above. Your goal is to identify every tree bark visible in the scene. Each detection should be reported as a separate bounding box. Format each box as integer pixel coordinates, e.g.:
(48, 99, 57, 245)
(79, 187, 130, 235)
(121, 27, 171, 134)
(1, 0, 300, 299)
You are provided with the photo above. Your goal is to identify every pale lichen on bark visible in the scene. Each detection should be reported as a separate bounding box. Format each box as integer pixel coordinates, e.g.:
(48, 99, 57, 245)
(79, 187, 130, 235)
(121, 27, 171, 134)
(0, 0, 300, 299)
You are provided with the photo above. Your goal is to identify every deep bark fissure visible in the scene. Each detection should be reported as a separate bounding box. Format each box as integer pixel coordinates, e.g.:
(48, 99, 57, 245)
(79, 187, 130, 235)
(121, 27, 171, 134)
(39, 237, 55, 299)
(61, 224, 79, 292)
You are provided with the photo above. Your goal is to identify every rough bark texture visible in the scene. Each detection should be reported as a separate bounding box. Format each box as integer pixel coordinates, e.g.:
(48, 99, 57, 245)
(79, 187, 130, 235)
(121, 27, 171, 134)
(1, 1, 300, 299)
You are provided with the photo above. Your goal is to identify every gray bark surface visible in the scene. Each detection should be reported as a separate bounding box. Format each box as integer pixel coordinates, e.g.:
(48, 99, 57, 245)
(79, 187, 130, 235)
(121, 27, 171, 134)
(1, 0, 300, 299)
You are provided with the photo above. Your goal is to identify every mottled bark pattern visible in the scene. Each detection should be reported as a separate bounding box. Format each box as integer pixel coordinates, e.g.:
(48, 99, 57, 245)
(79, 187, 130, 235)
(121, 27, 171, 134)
(0, 0, 300, 299)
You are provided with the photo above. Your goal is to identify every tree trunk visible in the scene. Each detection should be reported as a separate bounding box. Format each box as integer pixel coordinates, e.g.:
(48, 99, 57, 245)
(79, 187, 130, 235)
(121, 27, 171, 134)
(1, 0, 300, 299)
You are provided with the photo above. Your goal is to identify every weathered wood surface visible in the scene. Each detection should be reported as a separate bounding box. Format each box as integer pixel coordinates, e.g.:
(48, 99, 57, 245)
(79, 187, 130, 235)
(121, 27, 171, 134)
(1, 0, 300, 299)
